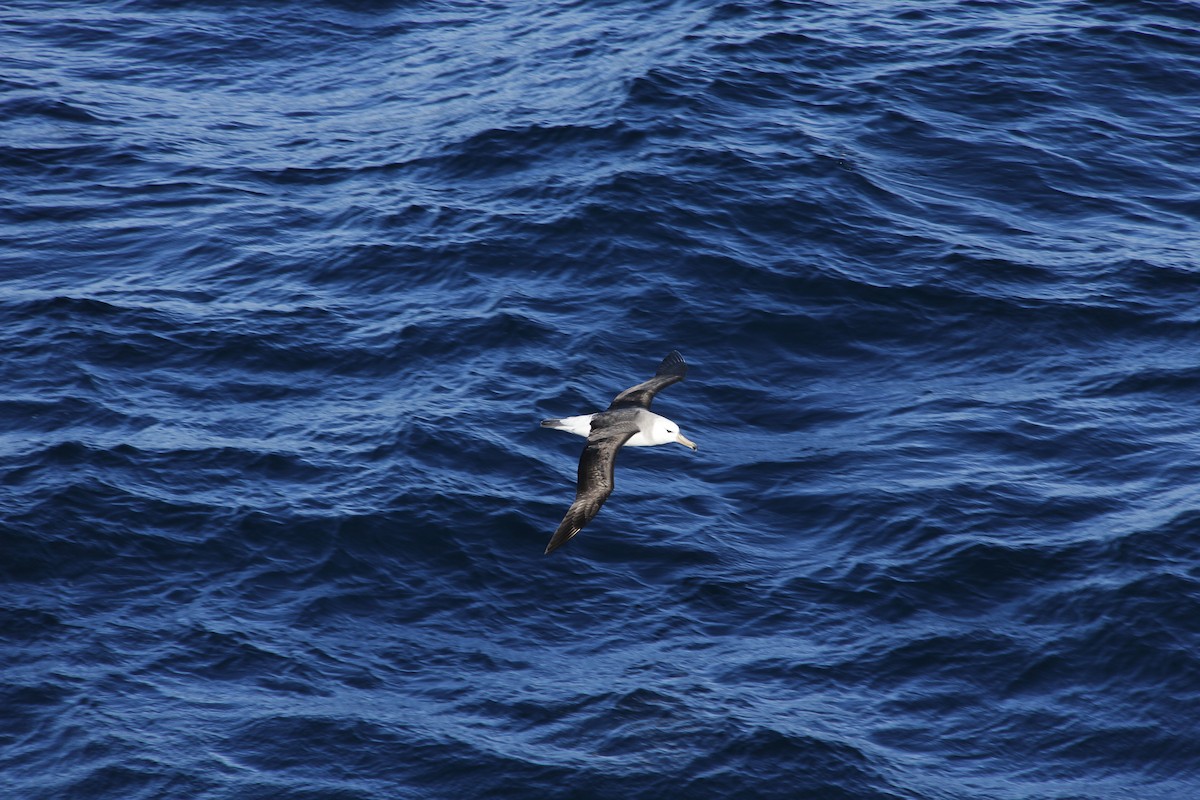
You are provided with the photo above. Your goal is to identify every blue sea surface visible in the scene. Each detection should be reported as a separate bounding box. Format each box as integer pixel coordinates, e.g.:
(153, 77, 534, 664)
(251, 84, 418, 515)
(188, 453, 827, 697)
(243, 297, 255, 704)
(3, 1, 1200, 798)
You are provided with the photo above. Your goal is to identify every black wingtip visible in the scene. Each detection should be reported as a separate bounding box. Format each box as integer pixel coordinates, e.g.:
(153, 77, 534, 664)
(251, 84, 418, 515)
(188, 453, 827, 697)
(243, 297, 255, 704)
(657, 350, 686, 378)
(544, 525, 579, 555)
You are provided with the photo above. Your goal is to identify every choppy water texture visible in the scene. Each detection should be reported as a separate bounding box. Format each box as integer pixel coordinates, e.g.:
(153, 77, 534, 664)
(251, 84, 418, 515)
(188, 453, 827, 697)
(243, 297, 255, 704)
(3, 1, 1200, 798)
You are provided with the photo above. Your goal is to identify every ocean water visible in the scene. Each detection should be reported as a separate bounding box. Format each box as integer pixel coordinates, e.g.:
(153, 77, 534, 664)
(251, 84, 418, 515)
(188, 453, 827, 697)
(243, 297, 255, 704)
(3, 1, 1199, 798)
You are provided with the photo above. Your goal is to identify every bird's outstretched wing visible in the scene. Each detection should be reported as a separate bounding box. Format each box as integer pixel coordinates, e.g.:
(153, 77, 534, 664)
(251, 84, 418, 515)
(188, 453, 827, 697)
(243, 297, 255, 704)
(544, 419, 638, 554)
(606, 350, 687, 411)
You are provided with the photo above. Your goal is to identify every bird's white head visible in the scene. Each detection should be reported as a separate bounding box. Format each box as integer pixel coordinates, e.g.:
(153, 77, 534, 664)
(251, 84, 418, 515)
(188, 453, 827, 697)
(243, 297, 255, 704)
(653, 416, 698, 451)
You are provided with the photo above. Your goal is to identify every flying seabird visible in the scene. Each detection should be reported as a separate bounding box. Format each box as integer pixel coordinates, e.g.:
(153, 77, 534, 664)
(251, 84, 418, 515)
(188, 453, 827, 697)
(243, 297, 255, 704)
(540, 350, 697, 555)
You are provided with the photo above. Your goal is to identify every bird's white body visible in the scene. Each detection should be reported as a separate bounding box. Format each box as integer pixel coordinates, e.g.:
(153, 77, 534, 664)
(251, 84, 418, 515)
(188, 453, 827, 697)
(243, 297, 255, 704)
(544, 413, 596, 439)
(543, 410, 693, 448)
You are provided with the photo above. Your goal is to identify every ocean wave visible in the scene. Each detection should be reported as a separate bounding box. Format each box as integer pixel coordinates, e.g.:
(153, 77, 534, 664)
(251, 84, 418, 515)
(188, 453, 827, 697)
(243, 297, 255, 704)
(4, 1, 1200, 798)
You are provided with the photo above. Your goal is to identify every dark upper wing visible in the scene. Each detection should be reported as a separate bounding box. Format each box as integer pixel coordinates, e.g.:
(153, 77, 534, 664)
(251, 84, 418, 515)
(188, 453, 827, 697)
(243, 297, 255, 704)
(544, 420, 638, 554)
(606, 350, 687, 411)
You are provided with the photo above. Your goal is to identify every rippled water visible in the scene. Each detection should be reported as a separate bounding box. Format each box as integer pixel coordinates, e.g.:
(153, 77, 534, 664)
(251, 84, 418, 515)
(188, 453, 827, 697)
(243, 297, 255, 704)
(3, 1, 1200, 798)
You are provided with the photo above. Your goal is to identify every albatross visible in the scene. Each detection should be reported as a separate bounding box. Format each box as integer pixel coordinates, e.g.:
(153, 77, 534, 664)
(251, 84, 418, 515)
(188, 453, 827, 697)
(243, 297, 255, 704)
(540, 350, 697, 554)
